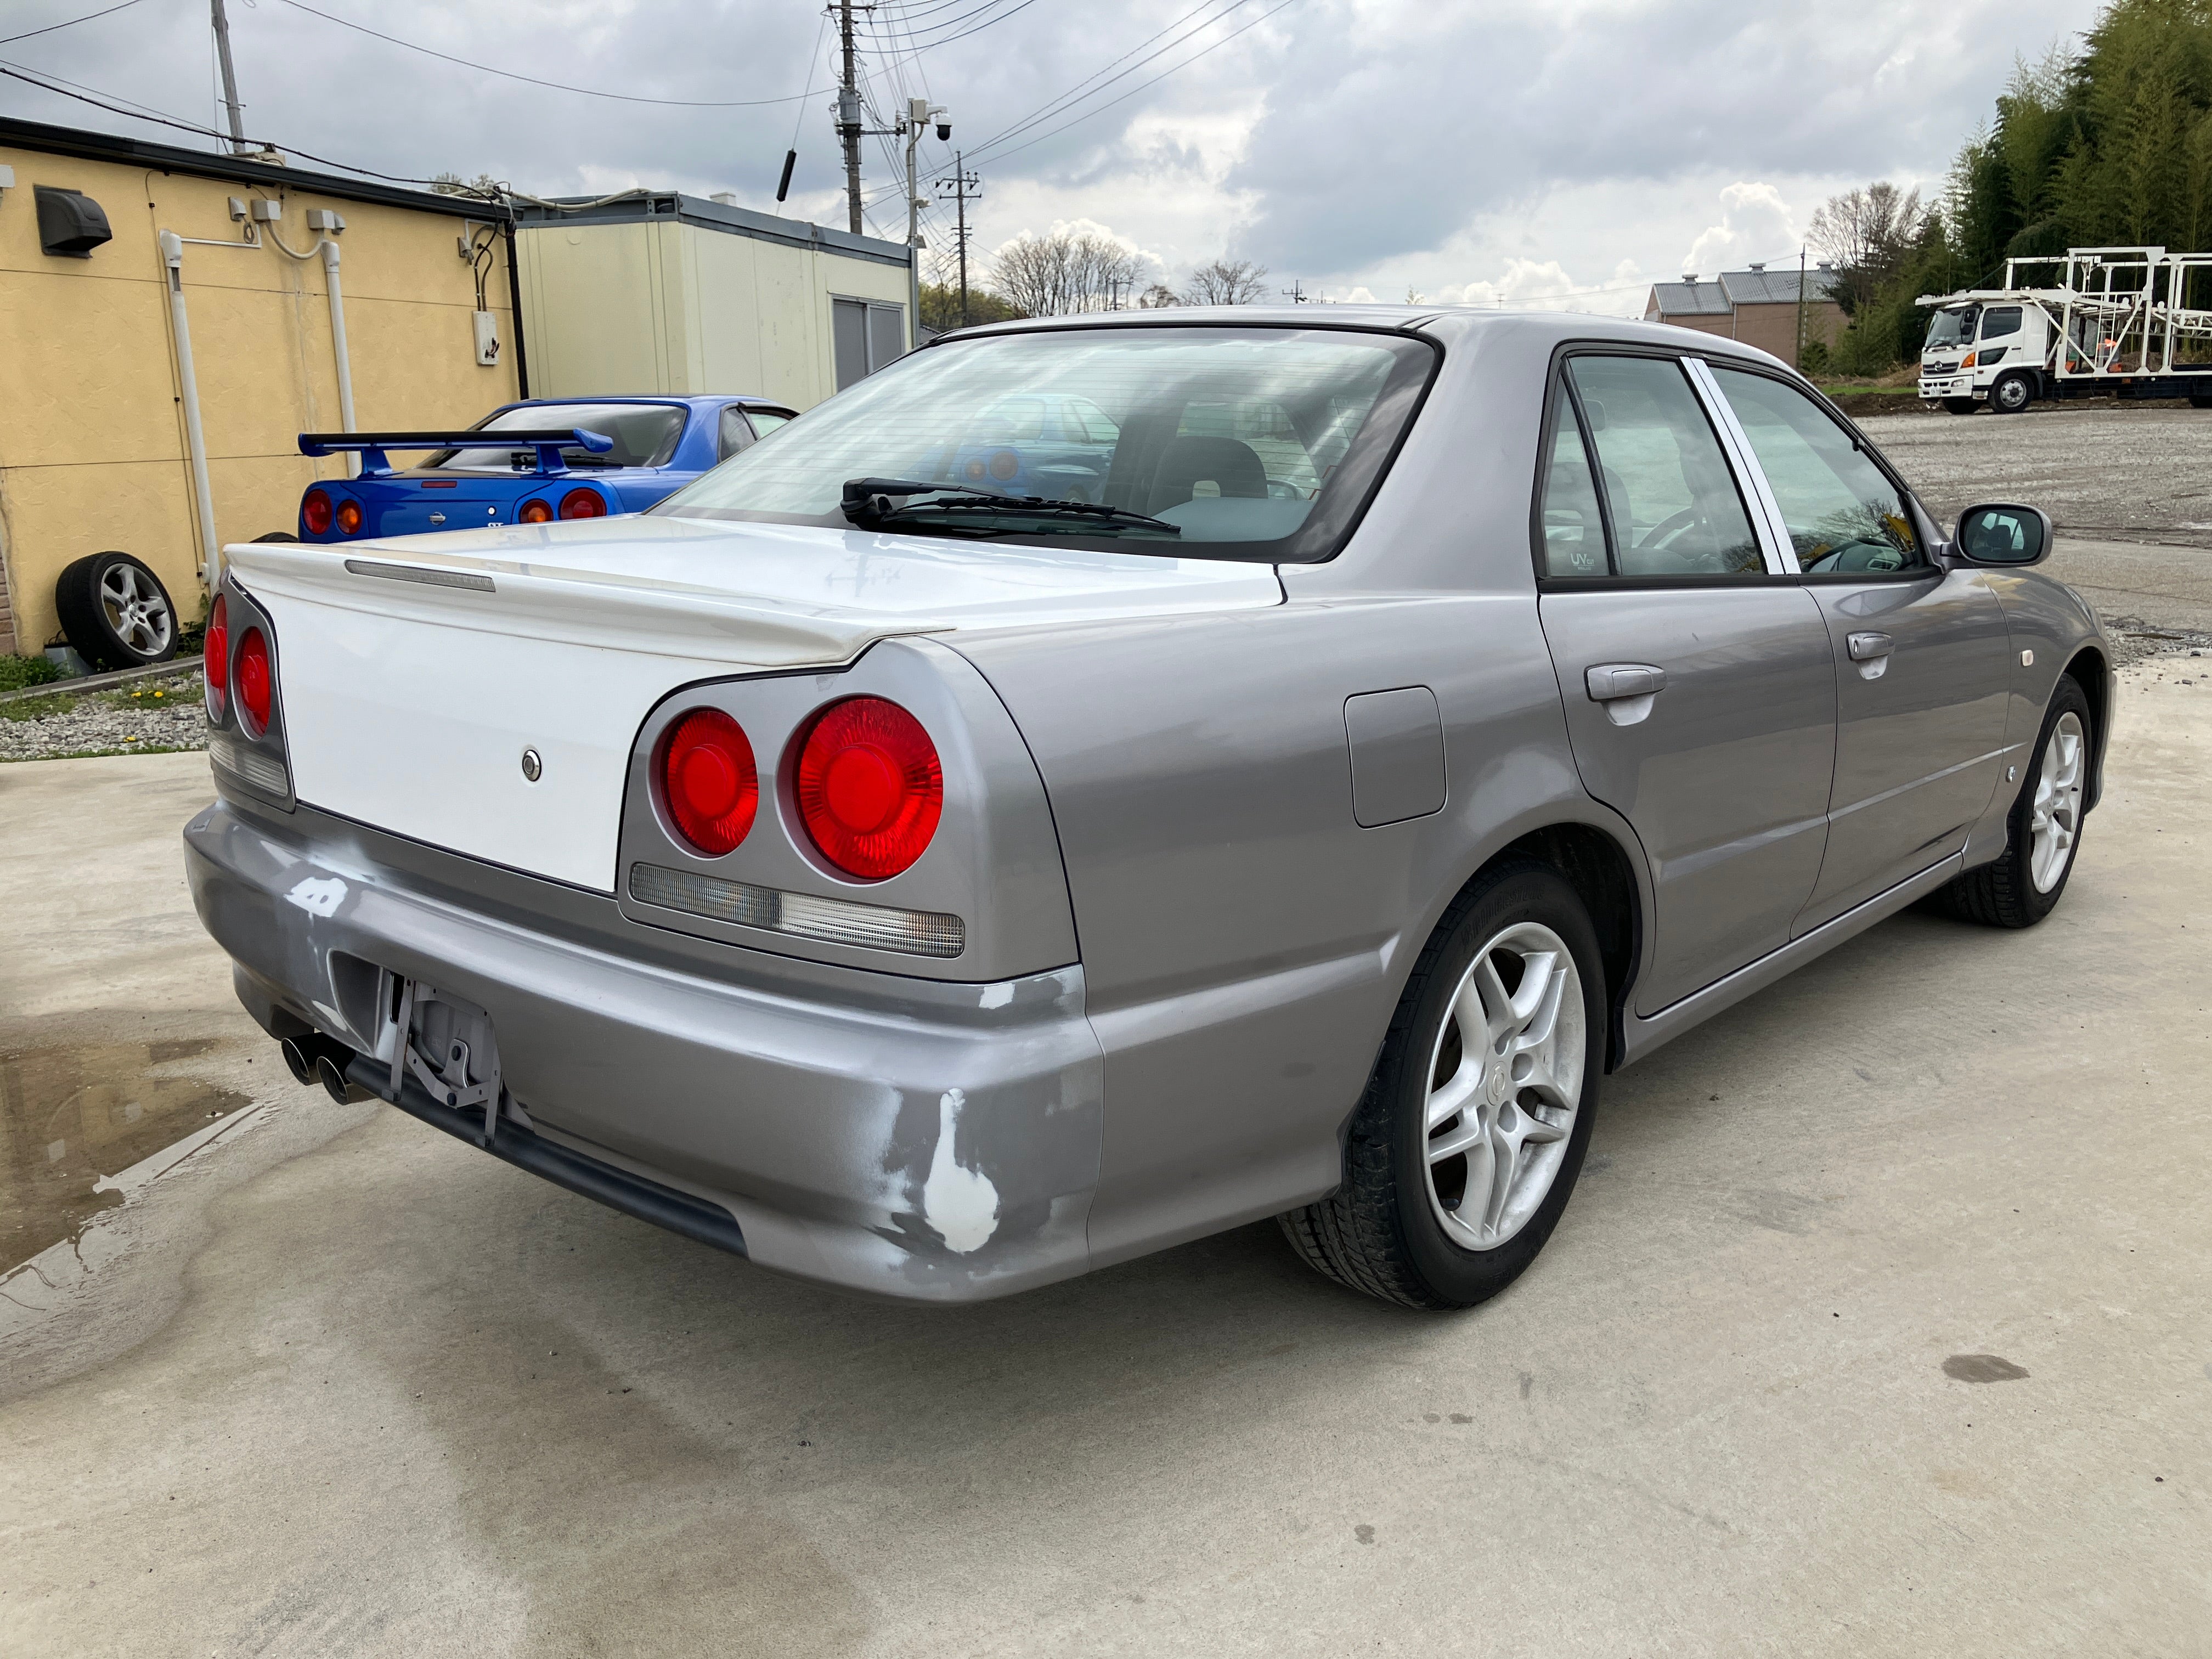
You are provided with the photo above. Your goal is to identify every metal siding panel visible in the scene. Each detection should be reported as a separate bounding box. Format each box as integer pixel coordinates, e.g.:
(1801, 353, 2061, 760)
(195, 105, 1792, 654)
(670, 221, 707, 392)
(692, 224, 765, 397)
(521, 222, 663, 399)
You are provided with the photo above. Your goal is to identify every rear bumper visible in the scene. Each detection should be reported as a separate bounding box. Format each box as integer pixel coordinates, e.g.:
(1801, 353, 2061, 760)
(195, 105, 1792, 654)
(184, 793, 1103, 1301)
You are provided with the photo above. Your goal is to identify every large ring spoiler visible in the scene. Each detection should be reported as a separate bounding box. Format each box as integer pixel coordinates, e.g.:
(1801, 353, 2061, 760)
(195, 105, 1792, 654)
(298, 428, 614, 477)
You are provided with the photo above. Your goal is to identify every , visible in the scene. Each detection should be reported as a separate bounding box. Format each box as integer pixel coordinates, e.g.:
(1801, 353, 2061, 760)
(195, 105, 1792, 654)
(181, 307, 2110, 1310)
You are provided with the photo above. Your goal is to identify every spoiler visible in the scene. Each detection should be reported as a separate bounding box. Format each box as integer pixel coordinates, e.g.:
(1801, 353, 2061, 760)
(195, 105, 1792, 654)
(298, 428, 614, 477)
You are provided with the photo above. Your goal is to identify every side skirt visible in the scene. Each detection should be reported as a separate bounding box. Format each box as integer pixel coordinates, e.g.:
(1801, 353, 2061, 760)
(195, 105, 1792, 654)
(1619, 854, 1963, 1068)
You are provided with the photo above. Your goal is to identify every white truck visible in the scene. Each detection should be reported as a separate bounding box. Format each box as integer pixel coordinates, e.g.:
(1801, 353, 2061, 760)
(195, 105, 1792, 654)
(1917, 244, 2212, 414)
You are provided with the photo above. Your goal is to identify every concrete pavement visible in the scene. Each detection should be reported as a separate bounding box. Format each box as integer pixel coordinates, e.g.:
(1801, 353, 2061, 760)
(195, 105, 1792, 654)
(1860, 403, 2212, 547)
(2, 679, 2209, 1657)
(2044, 537, 2212, 642)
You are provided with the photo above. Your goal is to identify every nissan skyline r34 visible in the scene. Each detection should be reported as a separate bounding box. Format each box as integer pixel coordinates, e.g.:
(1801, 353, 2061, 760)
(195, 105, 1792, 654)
(285, 395, 794, 543)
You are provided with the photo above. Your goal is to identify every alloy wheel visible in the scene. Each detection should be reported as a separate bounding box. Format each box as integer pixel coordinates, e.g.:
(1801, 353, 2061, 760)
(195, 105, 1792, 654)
(99, 562, 174, 658)
(1421, 921, 1586, 1251)
(2030, 710, 2086, 893)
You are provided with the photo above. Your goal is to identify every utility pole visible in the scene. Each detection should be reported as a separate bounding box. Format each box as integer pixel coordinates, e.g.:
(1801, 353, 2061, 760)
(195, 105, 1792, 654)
(1282, 278, 1307, 303)
(902, 97, 945, 251)
(210, 0, 249, 154)
(830, 2, 916, 245)
(934, 154, 980, 327)
(902, 98, 945, 347)
(834, 0, 866, 235)
(1795, 245, 1809, 370)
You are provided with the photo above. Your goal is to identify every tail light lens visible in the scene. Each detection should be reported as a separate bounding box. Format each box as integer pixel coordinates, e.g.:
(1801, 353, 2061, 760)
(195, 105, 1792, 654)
(302, 490, 333, 535)
(559, 489, 606, 520)
(988, 449, 1020, 481)
(520, 498, 553, 524)
(793, 697, 942, 880)
(204, 595, 229, 712)
(236, 627, 273, 737)
(335, 498, 363, 535)
(660, 709, 758, 856)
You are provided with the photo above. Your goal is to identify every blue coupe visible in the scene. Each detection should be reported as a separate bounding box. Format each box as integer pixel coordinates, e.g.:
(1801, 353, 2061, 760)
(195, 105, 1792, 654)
(290, 395, 795, 543)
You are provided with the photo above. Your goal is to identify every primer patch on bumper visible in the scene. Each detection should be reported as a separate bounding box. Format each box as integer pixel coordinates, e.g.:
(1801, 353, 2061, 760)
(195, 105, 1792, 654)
(285, 876, 347, 918)
(921, 1088, 1000, 1254)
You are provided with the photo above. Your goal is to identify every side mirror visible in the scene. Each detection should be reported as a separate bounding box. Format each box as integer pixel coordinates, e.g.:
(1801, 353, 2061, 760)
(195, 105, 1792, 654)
(1950, 501, 2052, 567)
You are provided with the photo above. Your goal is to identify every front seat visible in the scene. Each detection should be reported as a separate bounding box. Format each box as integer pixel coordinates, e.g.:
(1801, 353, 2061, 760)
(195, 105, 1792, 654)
(1147, 436, 1268, 514)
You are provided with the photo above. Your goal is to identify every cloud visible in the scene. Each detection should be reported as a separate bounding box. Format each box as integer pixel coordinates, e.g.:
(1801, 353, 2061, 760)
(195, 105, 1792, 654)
(1431, 258, 1648, 316)
(1212, 0, 2089, 280)
(1437, 259, 1587, 306)
(974, 216, 1169, 283)
(1679, 183, 1799, 279)
(5, 0, 2100, 323)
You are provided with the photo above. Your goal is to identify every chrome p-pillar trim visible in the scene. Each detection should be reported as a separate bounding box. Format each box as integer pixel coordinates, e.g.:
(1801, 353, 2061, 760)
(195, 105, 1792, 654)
(1683, 354, 1802, 575)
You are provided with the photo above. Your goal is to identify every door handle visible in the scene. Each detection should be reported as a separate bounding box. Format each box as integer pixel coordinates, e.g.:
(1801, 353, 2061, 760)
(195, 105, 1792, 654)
(1585, 663, 1665, 726)
(1846, 631, 1894, 681)
(1585, 663, 1667, 701)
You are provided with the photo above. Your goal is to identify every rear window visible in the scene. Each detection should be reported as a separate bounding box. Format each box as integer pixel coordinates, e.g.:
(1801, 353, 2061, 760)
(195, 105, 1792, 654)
(653, 326, 1437, 563)
(431, 403, 687, 471)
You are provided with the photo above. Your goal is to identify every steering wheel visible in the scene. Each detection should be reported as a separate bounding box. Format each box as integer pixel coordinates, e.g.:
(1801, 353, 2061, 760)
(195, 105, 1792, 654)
(1636, 507, 1701, 549)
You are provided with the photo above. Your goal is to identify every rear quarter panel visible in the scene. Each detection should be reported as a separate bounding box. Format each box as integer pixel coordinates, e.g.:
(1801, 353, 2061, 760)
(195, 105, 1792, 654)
(953, 592, 1626, 1266)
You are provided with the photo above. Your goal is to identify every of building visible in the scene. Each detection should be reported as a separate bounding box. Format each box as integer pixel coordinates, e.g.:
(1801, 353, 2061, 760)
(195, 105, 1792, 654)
(1644, 263, 1846, 364)
(0, 116, 524, 662)
(511, 193, 917, 410)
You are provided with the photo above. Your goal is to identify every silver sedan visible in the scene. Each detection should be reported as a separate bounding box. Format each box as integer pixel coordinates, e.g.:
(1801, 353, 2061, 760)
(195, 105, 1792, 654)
(185, 308, 2109, 1308)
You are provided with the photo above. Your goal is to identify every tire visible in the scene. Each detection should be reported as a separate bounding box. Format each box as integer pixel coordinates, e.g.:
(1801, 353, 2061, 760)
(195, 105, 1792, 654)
(1933, 676, 2092, 928)
(1278, 860, 1606, 1310)
(2190, 394, 2212, 410)
(53, 551, 179, 671)
(252, 531, 299, 543)
(1942, 398, 1980, 415)
(1988, 371, 2035, 414)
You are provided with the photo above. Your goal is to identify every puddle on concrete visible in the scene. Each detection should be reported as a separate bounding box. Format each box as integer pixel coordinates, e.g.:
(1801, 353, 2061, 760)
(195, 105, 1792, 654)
(2, 1039, 252, 1268)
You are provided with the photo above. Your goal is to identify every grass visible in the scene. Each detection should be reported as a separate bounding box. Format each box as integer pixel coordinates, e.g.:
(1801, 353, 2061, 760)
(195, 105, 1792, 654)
(0, 654, 64, 693)
(106, 680, 197, 708)
(0, 692, 77, 722)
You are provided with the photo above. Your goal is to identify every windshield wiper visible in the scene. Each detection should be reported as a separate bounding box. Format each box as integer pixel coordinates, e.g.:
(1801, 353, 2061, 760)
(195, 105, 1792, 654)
(840, 477, 1181, 536)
